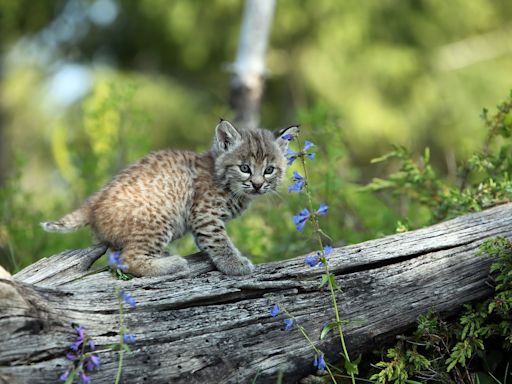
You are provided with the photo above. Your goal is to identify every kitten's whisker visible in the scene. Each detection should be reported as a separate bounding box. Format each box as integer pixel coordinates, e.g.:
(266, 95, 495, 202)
(229, 187, 245, 201)
(267, 190, 284, 202)
(258, 190, 281, 206)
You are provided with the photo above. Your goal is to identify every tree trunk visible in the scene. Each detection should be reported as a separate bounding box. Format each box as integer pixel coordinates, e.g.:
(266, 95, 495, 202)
(229, 0, 275, 130)
(1, 204, 511, 384)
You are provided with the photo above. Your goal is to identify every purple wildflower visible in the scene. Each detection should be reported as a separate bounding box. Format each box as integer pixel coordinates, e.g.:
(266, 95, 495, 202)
(69, 325, 86, 351)
(108, 251, 128, 271)
(314, 353, 327, 370)
(108, 251, 121, 266)
(69, 339, 83, 351)
(281, 133, 294, 141)
(123, 334, 136, 344)
(79, 370, 91, 384)
(287, 149, 298, 165)
(318, 355, 327, 370)
(59, 370, 70, 382)
(303, 140, 315, 151)
(305, 254, 320, 267)
(292, 208, 310, 232)
(84, 359, 94, 372)
(61, 325, 101, 383)
(283, 319, 295, 331)
(269, 304, 281, 317)
(303, 141, 315, 161)
(288, 171, 305, 193)
(75, 325, 85, 340)
(324, 245, 333, 255)
(89, 354, 101, 368)
(84, 355, 101, 372)
(316, 203, 328, 216)
(66, 353, 79, 361)
(288, 182, 303, 193)
(287, 140, 316, 165)
(119, 289, 137, 309)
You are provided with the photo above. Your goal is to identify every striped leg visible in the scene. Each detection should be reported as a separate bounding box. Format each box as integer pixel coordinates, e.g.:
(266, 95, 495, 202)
(191, 218, 253, 276)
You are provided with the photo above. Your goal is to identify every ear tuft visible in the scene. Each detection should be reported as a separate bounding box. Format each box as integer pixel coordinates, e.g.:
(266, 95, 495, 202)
(274, 125, 300, 152)
(214, 120, 242, 153)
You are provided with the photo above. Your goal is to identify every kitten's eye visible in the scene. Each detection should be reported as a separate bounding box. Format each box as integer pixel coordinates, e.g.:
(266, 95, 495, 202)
(264, 166, 275, 175)
(239, 164, 251, 174)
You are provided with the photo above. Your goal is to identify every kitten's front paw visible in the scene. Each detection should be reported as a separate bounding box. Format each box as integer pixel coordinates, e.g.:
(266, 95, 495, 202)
(215, 254, 254, 276)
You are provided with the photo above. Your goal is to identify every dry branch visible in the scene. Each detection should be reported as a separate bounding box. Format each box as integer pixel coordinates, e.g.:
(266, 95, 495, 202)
(1, 204, 512, 383)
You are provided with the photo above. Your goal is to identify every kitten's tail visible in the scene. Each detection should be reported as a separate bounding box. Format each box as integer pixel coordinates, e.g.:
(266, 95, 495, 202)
(41, 207, 89, 233)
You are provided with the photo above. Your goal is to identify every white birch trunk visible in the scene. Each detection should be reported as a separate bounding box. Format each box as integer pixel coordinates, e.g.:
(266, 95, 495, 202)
(230, 0, 276, 129)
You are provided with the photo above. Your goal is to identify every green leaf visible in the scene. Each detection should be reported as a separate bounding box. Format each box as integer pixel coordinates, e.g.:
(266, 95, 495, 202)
(446, 357, 458, 373)
(320, 321, 338, 340)
(344, 359, 359, 375)
(364, 177, 396, 191)
(344, 354, 361, 375)
(328, 273, 336, 287)
(326, 273, 341, 291)
(317, 228, 333, 241)
(115, 269, 133, 281)
(319, 274, 329, 288)
(488, 301, 496, 314)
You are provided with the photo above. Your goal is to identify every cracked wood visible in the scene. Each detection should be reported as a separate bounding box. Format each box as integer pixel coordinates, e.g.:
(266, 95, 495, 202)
(1, 204, 511, 383)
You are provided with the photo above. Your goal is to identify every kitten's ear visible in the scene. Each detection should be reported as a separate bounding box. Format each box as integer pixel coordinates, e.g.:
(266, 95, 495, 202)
(214, 120, 242, 152)
(274, 125, 300, 152)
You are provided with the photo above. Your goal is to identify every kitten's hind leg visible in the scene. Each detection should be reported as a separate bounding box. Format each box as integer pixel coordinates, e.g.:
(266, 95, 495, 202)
(121, 243, 189, 277)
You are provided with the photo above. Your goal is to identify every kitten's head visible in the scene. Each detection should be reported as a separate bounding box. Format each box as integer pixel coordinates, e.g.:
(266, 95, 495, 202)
(211, 120, 299, 196)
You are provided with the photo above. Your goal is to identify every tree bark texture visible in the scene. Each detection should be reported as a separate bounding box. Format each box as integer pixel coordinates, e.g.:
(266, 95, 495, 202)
(1, 204, 511, 383)
(230, 0, 275, 130)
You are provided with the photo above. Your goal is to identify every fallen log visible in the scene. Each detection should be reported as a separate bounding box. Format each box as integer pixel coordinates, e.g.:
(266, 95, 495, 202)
(1, 204, 511, 384)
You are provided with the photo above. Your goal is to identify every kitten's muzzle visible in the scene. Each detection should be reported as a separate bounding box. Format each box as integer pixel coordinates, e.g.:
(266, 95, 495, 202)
(251, 181, 263, 192)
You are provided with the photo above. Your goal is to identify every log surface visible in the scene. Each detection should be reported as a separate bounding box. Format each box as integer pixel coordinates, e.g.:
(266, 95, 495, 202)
(1, 204, 511, 384)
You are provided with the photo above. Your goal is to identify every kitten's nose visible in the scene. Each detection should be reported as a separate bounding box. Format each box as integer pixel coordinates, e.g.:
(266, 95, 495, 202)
(251, 181, 263, 191)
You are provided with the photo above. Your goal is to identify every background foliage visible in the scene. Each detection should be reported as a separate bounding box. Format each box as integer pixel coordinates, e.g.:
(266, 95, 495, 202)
(0, 0, 511, 271)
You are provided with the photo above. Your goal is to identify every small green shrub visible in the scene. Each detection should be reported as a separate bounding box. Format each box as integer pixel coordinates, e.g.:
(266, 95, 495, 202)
(370, 237, 512, 384)
(368, 91, 512, 383)
(367, 91, 512, 227)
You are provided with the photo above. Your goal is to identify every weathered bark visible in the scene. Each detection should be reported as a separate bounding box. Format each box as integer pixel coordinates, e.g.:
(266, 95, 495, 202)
(1, 204, 511, 384)
(230, 0, 275, 130)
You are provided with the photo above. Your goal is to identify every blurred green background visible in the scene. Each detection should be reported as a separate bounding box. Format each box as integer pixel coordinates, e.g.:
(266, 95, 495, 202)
(1, 0, 512, 273)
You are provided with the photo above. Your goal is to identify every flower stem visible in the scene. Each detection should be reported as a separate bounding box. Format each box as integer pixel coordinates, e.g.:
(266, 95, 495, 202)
(115, 288, 125, 384)
(297, 137, 356, 384)
(280, 306, 338, 384)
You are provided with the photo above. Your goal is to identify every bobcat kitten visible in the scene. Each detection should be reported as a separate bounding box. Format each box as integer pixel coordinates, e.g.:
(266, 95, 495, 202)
(42, 120, 298, 277)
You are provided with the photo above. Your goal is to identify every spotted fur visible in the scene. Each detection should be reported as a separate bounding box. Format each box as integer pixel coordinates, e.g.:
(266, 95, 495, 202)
(42, 121, 298, 277)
